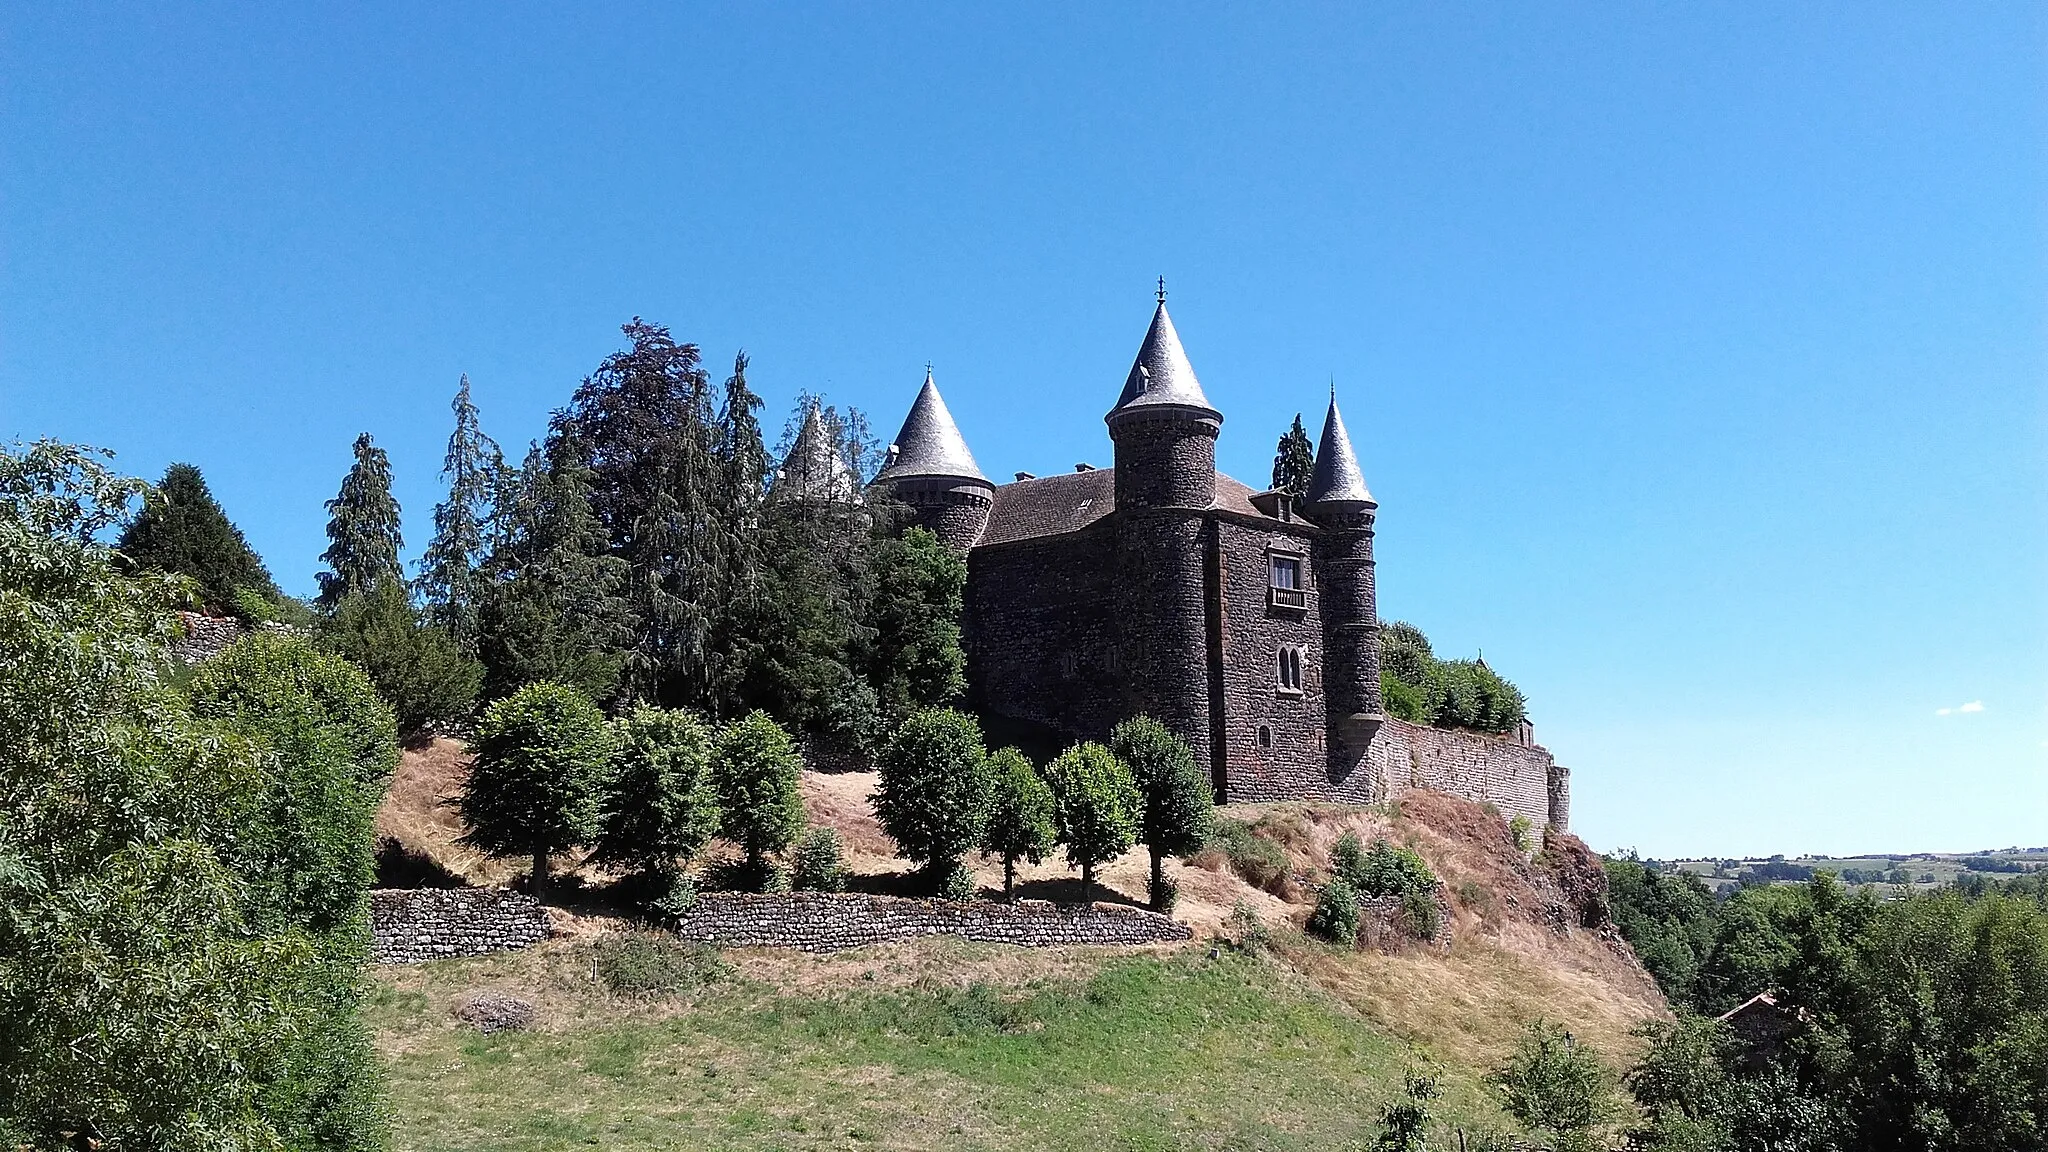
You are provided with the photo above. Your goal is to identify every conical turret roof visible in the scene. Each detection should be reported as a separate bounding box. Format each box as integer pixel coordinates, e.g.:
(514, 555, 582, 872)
(1107, 300, 1221, 423)
(876, 369, 988, 485)
(1305, 395, 1373, 506)
(773, 403, 862, 503)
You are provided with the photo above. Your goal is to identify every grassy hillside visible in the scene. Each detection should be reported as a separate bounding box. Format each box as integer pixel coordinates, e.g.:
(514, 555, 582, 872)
(371, 740, 1668, 1150)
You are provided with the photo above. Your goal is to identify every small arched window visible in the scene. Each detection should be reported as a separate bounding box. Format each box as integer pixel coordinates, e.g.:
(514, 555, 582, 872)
(1257, 725, 1272, 749)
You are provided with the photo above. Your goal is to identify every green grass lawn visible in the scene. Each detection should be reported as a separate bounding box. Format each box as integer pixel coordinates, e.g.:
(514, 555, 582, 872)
(372, 944, 1518, 1151)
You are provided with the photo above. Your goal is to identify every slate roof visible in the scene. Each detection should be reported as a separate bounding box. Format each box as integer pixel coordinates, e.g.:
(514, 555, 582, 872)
(1108, 301, 1221, 422)
(1305, 396, 1373, 506)
(772, 405, 862, 503)
(875, 369, 989, 485)
(977, 467, 1291, 547)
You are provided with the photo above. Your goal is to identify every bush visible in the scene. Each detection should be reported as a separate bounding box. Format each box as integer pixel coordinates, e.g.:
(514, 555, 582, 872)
(457, 681, 616, 899)
(1331, 831, 1366, 880)
(592, 707, 720, 880)
(790, 828, 847, 892)
(873, 708, 992, 888)
(937, 862, 977, 901)
(1488, 1020, 1617, 1152)
(588, 932, 726, 997)
(1308, 878, 1362, 944)
(1148, 873, 1180, 914)
(980, 747, 1056, 900)
(1344, 838, 1439, 900)
(1203, 818, 1292, 895)
(1041, 741, 1140, 888)
(1374, 1067, 1440, 1152)
(1401, 887, 1442, 941)
(710, 711, 806, 888)
(1227, 899, 1273, 952)
(1111, 715, 1214, 912)
(1509, 813, 1534, 854)
(320, 579, 482, 736)
(1377, 620, 1527, 734)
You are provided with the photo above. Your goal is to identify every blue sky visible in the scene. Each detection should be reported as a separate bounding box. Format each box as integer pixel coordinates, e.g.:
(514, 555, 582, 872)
(4, 4, 2042, 858)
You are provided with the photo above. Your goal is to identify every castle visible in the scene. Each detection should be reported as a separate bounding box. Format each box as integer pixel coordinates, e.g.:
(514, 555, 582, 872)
(862, 292, 1571, 833)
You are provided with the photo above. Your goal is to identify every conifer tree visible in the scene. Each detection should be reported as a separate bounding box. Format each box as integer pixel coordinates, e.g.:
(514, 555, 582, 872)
(416, 375, 501, 652)
(553, 320, 730, 708)
(117, 462, 282, 614)
(1272, 413, 1315, 498)
(868, 527, 968, 721)
(476, 439, 632, 702)
(316, 433, 403, 609)
(709, 352, 770, 711)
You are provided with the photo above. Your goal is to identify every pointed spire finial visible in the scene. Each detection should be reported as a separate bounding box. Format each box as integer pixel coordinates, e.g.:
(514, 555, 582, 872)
(1157, 276, 1167, 304)
(925, 361, 934, 381)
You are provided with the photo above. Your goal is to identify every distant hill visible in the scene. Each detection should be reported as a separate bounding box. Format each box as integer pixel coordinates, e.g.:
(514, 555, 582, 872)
(1651, 847, 2048, 896)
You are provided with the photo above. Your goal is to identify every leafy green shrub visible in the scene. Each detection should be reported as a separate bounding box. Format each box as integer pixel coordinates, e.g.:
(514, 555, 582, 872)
(458, 681, 616, 899)
(790, 828, 847, 892)
(1374, 1067, 1440, 1152)
(1041, 741, 1140, 888)
(592, 707, 720, 880)
(1227, 898, 1273, 952)
(1344, 838, 1439, 900)
(589, 932, 726, 997)
(1509, 813, 1534, 854)
(320, 578, 482, 736)
(1379, 670, 1427, 724)
(1148, 873, 1180, 914)
(873, 708, 992, 889)
(1111, 715, 1214, 911)
(1377, 620, 1527, 734)
(710, 711, 806, 889)
(1488, 1020, 1617, 1152)
(1331, 831, 1367, 879)
(980, 747, 1056, 900)
(1401, 888, 1442, 940)
(1203, 818, 1292, 895)
(937, 862, 977, 901)
(1308, 878, 1362, 944)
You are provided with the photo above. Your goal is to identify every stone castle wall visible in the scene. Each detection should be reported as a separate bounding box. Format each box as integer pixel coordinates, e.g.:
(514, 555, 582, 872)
(370, 888, 549, 964)
(171, 611, 242, 663)
(668, 891, 1192, 952)
(1210, 517, 1325, 801)
(966, 527, 1125, 752)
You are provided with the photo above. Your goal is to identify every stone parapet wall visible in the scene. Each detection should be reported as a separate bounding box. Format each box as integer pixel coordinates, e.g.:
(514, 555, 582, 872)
(668, 891, 1192, 952)
(171, 612, 242, 663)
(370, 888, 549, 964)
(1375, 718, 1562, 833)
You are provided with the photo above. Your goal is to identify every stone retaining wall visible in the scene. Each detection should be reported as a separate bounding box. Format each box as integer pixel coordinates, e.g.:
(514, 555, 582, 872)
(171, 612, 242, 663)
(669, 891, 1192, 952)
(370, 888, 549, 964)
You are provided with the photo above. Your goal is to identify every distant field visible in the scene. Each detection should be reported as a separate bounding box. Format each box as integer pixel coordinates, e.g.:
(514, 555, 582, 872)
(1662, 847, 2048, 895)
(371, 941, 1526, 1152)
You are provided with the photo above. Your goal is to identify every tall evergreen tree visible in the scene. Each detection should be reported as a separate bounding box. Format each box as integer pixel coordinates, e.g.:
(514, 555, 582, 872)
(868, 526, 967, 721)
(476, 440, 632, 702)
(1271, 412, 1315, 498)
(708, 351, 770, 713)
(117, 462, 281, 613)
(552, 320, 728, 708)
(316, 433, 403, 609)
(416, 375, 501, 652)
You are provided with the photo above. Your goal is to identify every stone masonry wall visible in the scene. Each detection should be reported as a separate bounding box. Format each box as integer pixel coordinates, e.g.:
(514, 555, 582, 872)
(966, 527, 1124, 749)
(171, 611, 242, 663)
(370, 888, 549, 964)
(668, 891, 1192, 952)
(1210, 517, 1325, 803)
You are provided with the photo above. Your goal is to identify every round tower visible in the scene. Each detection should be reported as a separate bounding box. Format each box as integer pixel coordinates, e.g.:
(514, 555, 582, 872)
(871, 368, 993, 552)
(1107, 290, 1221, 766)
(1303, 395, 1384, 787)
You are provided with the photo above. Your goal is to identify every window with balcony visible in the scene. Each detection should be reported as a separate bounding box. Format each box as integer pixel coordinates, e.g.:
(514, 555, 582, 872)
(1268, 554, 1306, 609)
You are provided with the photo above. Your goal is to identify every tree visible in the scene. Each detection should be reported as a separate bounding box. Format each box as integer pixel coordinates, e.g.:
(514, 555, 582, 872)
(708, 351, 770, 712)
(186, 633, 398, 1152)
(873, 708, 992, 889)
(477, 439, 632, 703)
(416, 375, 502, 653)
(1041, 741, 1140, 889)
(457, 682, 616, 899)
(1111, 715, 1214, 911)
(320, 578, 482, 737)
(980, 747, 1056, 901)
(709, 710, 806, 889)
(868, 526, 968, 721)
(1270, 412, 1315, 498)
(591, 707, 720, 883)
(116, 462, 282, 614)
(316, 433, 403, 609)
(1488, 1020, 1617, 1152)
(552, 320, 729, 708)
(0, 441, 328, 1149)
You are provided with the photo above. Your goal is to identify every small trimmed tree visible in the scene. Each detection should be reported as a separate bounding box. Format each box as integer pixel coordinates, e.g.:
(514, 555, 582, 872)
(591, 707, 720, 885)
(980, 747, 1056, 901)
(1111, 715, 1215, 911)
(710, 710, 806, 890)
(1041, 741, 1140, 890)
(458, 682, 616, 899)
(872, 708, 993, 890)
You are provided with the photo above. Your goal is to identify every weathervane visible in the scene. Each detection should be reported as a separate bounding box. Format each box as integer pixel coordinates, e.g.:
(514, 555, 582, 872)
(1156, 276, 1167, 304)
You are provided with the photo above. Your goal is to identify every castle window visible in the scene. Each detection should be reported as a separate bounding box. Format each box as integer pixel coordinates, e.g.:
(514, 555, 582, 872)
(1277, 645, 1304, 694)
(1257, 725, 1272, 749)
(1268, 554, 1307, 610)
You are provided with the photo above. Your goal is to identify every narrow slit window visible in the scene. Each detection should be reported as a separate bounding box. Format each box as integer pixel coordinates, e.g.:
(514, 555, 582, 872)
(1278, 645, 1304, 693)
(1257, 725, 1272, 749)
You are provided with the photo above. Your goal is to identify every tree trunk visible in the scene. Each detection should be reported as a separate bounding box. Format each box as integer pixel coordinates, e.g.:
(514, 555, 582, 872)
(1004, 856, 1017, 902)
(748, 840, 764, 891)
(531, 845, 550, 902)
(1081, 860, 1095, 890)
(1149, 847, 1165, 910)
